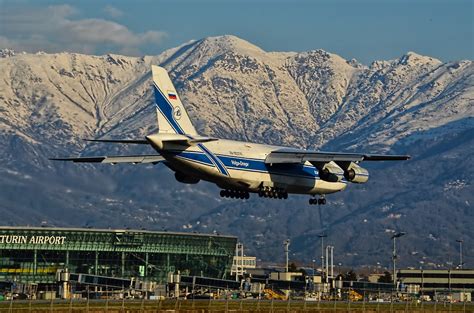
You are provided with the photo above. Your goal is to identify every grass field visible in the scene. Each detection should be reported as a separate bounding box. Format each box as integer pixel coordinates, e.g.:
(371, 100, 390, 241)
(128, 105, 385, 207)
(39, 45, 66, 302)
(0, 299, 472, 313)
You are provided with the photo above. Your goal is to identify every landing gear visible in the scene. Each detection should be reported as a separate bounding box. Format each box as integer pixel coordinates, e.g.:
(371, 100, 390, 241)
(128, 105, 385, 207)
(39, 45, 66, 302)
(220, 189, 250, 200)
(309, 196, 326, 205)
(258, 187, 288, 200)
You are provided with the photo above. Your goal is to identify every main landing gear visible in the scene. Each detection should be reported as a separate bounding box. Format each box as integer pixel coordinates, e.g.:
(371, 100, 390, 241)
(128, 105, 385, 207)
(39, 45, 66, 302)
(309, 196, 326, 205)
(258, 187, 288, 199)
(220, 189, 250, 199)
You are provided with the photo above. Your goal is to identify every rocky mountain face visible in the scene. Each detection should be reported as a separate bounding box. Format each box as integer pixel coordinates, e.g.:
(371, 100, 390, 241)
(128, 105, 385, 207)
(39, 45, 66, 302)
(0, 35, 473, 269)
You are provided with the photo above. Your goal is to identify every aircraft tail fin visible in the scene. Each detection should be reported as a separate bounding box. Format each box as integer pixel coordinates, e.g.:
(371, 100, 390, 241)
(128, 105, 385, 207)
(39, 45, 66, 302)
(151, 65, 197, 135)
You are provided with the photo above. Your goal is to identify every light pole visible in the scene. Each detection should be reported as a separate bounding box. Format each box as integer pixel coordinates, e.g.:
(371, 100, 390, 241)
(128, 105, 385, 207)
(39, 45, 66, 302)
(325, 245, 334, 284)
(319, 233, 327, 278)
(456, 239, 463, 269)
(283, 239, 290, 272)
(391, 232, 406, 285)
(234, 242, 244, 281)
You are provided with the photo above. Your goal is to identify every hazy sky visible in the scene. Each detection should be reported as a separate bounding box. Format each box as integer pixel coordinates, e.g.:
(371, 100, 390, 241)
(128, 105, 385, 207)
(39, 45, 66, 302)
(0, 0, 472, 64)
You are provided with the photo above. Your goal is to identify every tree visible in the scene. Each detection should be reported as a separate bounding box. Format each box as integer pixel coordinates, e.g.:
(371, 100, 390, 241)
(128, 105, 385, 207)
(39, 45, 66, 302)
(299, 267, 308, 276)
(288, 262, 298, 272)
(378, 271, 392, 283)
(343, 270, 357, 281)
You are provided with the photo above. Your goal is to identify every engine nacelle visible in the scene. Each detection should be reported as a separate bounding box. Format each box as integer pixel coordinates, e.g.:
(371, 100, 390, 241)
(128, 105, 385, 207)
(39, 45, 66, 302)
(174, 171, 200, 184)
(314, 161, 345, 182)
(338, 162, 369, 184)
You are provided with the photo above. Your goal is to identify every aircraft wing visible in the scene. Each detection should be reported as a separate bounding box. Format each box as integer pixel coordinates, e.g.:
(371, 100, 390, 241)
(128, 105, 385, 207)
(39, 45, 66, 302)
(50, 155, 164, 164)
(86, 136, 218, 146)
(265, 148, 410, 164)
(85, 139, 149, 144)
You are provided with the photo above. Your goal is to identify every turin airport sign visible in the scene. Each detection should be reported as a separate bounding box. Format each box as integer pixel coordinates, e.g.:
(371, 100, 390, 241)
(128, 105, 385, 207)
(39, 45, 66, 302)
(0, 235, 66, 245)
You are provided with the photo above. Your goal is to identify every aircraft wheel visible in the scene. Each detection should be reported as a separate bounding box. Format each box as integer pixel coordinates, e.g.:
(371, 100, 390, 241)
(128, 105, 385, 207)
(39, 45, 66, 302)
(245, 192, 250, 199)
(283, 193, 288, 199)
(321, 198, 326, 205)
(220, 190, 225, 197)
(309, 199, 314, 205)
(258, 190, 263, 197)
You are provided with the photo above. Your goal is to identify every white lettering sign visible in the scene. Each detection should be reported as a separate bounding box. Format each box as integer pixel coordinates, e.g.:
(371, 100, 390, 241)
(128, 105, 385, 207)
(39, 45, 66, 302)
(231, 159, 249, 168)
(0, 235, 66, 245)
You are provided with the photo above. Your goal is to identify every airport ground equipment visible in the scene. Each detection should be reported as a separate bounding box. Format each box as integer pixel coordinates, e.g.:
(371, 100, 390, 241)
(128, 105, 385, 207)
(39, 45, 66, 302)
(349, 289, 363, 301)
(264, 288, 287, 300)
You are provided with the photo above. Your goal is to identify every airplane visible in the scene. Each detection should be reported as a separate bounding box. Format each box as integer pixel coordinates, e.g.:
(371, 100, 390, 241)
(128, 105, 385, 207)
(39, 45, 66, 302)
(51, 65, 410, 205)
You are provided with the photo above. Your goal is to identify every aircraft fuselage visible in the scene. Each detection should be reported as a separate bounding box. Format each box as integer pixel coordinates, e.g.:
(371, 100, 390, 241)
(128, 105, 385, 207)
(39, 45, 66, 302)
(147, 136, 347, 195)
(51, 65, 409, 205)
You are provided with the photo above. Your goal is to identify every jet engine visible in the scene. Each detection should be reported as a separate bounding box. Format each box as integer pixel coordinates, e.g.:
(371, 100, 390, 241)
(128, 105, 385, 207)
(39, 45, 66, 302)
(174, 171, 200, 184)
(337, 162, 369, 183)
(313, 161, 345, 182)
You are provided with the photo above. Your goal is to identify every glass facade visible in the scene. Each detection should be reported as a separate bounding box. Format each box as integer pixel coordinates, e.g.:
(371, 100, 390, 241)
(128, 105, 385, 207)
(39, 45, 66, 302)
(0, 227, 236, 284)
(398, 269, 474, 291)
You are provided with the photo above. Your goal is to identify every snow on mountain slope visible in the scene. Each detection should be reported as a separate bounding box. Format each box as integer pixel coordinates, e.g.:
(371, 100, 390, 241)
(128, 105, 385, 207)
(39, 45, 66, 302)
(2, 36, 471, 149)
(0, 35, 472, 267)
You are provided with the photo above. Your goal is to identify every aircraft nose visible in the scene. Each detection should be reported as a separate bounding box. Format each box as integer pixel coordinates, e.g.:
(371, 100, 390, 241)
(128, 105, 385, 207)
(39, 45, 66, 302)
(333, 181, 347, 192)
(316, 180, 347, 194)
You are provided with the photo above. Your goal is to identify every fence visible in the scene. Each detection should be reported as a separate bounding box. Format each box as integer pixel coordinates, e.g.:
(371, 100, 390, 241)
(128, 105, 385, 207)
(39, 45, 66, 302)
(0, 298, 472, 313)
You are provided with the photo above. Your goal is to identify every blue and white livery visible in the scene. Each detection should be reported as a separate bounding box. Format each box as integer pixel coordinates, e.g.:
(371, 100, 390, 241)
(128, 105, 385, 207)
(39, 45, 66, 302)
(52, 66, 410, 205)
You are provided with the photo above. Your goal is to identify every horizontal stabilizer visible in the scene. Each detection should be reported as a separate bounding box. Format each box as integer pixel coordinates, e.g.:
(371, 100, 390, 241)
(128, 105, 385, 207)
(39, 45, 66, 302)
(164, 136, 218, 145)
(50, 155, 164, 164)
(145, 134, 218, 146)
(265, 148, 410, 164)
(85, 139, 149, 144)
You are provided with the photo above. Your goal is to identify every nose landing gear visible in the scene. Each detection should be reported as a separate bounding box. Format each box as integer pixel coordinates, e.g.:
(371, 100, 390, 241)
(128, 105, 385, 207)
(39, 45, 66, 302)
(258, 187, 288, 199)
(309, 196, 326, 205)
(220, 189, 250, 200)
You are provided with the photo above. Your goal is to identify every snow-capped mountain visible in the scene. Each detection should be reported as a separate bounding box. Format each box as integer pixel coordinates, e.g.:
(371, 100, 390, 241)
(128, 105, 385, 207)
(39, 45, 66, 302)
(0, 35, 472, 268)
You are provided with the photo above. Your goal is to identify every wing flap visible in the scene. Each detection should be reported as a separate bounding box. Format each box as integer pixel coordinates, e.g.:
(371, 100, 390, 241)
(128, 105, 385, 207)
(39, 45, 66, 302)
(85, 139, 149, 144)
(265, 148, 409, 164)
(50, 155, 164, 164)
(362, 154, 411, 161)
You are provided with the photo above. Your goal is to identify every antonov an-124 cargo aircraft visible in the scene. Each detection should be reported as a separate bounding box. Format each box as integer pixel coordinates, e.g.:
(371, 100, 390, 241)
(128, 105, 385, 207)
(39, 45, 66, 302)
(52, 66, 410, 205)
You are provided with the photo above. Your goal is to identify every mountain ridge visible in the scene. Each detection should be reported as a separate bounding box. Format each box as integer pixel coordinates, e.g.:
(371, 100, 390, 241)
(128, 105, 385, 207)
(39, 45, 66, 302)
(0, 35, 472, 268)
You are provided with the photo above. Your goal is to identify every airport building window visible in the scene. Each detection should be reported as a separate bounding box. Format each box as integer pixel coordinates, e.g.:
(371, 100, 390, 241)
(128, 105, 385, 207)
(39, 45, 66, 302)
(0, 227, 236, 285)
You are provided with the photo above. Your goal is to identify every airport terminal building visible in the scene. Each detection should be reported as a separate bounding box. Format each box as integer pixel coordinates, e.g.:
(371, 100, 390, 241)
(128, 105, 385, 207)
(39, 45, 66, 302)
(0, 227, 236, 286)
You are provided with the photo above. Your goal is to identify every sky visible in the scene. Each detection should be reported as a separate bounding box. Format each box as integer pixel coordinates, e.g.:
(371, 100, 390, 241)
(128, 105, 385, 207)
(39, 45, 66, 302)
(0, 0, 472, 64)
